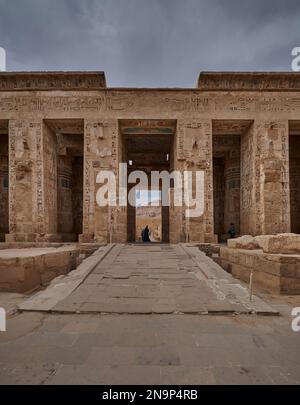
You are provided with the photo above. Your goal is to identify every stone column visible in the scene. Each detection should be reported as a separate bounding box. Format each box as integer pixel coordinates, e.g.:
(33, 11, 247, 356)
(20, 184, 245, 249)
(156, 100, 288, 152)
(42, 121, 58, 236)
(224, 139, 241, 236)
(240, 123, 256, 235)
(254, 120, 290, 235)
(7, 120, 43, 241)
(80, 119, 125, 243)
(6, 120, 58, 242)
(171, 119, 215, 243)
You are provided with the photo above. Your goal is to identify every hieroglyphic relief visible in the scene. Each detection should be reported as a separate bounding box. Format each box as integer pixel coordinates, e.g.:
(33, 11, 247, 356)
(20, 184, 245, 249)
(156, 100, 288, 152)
(83, 120, 119, 240)
(255, 120, 290, 234)
(0, 72, 106, 91)
(2, 92, 300, 118)
(175, 120, 214, 242)
(43, 123, 57, 234)
(2, 72, 300, 243)
(198, 72, 300, 91)
(8, 120, 44, 234)
(0, 96, 105, 114)
(240, 123, 256, 235)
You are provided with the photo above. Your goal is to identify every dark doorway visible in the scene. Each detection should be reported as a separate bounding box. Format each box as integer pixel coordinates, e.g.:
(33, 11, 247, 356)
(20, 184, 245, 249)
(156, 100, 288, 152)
(120, 120, 176, 243)
(289, 124, 300, 233)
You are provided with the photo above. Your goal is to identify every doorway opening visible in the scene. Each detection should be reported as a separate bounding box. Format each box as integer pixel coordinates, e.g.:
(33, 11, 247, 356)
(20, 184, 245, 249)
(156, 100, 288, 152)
(0, 120, 9, 241)
(289, 121, 300, 233)
(136, 190, 162, 242)
(120, 120, 176, 243)
(45, 120, 84, 241)
(212, 120, 253, 242)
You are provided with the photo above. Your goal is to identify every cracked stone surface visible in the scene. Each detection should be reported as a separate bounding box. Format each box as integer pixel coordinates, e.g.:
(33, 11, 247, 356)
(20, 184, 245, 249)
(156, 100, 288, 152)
(1, 244, 297, 385)
(49, 244, 277, 315)
(0, 311, 300, 385)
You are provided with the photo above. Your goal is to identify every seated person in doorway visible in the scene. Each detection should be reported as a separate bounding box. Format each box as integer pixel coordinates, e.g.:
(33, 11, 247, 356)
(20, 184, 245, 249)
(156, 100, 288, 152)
(142, 226, 151, 243)
(228, 223, 236, 239)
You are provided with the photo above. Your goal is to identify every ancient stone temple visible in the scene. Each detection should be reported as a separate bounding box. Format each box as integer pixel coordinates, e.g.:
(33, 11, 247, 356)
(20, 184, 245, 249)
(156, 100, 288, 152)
(1, 71, 300, 245)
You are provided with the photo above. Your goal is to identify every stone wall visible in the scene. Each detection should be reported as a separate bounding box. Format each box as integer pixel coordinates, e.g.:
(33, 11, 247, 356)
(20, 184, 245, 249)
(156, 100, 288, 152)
(1, 72, 300, 243)
(240, 123, 256, 235)
(72, 156, 84, 235)
(0, 246, 79, 293)
(57, 155, 73, 233)
(0, 135, 8, 240)
(43, 122, 58, 234)
(257, 121, 290, 235)
(175, 119, 214, 243)
(82, 120, 120, 243)
(220, 246, 300, 295)
(8, 120, 44, 240)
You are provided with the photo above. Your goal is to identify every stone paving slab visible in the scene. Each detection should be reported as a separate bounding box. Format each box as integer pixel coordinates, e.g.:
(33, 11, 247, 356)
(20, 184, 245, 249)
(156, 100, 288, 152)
(43, 243, 279, 315)
(0, 313, 299, 385)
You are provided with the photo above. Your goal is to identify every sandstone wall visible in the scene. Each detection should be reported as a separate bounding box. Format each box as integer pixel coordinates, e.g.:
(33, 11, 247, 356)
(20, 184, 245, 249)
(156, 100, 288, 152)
(220, 246, 300, 295)
(0, 137, 8, 240)
(0, 246, 79, 293)
(0, 77, 300, 243)
(43, 122, 58, 234)
(240, 123, 256, 234)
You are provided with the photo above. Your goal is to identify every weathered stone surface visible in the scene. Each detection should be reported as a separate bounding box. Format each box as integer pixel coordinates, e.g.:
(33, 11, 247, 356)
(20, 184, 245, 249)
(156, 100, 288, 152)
(18, 244, 114, 311)
(227, 235, 259, 250)
(18, 244, 277, 315)
(0, 72, 299, 244)
(220, 246, 300, 294)
(261, 233, 300, 254)
(0, 246, 79, 293)
(0, 311, 300, 385)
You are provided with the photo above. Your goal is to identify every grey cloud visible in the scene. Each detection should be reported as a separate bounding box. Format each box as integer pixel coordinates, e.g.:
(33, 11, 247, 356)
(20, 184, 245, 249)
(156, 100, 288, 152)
(0, 0, 299, 86)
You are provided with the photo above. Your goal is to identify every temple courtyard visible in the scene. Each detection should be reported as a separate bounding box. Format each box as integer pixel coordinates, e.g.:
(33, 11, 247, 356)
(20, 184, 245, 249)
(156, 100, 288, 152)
(0, 243, 299, 385)
(1, 71, 300, 385)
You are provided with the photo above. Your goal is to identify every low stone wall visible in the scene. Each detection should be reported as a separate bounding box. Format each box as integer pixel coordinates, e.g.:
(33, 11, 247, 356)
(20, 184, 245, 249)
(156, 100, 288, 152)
(196, 243, 220, 257)
(220, 244, 300, 295)
(0, 246, 80, 293)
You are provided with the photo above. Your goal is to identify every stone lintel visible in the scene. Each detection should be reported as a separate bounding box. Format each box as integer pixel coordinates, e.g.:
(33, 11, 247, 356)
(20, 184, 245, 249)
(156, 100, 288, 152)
(198, 71, 300, 91)
(0, 71, 106, 91)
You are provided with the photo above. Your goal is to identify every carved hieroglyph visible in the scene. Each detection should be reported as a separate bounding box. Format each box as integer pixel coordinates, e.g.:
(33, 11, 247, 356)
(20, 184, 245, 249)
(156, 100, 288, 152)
(173, 119, 213, 243)
(9, 120, 44, 234)
(1, 72, 300, 243)
(83, 120, 119, 242)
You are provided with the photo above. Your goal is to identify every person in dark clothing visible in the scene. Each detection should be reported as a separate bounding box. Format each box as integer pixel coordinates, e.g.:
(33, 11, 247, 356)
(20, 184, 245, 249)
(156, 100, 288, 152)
(142, 226, 151, 243)
(228, 223, 236, 239)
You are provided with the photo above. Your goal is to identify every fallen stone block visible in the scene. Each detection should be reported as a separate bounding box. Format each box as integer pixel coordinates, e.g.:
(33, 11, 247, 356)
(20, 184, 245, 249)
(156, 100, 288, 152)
(227, 235, 259, 250)
(260, 233, 300, 254)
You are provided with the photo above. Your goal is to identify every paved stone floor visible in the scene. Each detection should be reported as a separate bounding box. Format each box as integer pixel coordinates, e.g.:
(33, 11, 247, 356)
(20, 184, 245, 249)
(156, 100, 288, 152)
(0, 312, 300, 385)
(0, 244, 299, 385)
(51, 244, 275, 314)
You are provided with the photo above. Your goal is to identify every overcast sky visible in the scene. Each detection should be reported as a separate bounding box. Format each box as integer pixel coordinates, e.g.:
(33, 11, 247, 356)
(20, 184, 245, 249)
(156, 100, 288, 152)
(0, 0, 299, 87)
